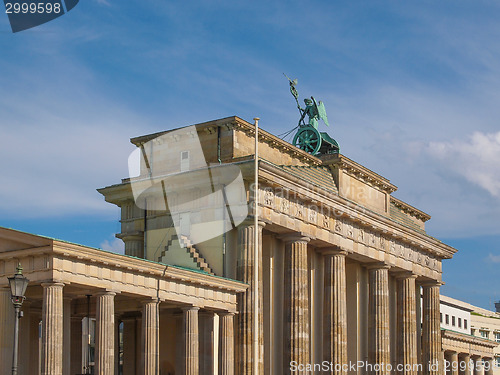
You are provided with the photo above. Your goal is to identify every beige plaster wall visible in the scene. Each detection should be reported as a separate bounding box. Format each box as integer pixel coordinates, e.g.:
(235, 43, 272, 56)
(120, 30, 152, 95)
(338, 172, 387, 215)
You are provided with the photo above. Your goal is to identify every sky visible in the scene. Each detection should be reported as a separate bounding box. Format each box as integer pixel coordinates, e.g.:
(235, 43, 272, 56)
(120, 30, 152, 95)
(0, 0, 499, 310)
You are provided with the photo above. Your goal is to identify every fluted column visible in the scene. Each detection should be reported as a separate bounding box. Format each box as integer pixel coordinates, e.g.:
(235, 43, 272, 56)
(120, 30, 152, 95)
(422, 282, 442, 375)
(63, 298, 71, 375)
(473, 358, 483, 375)
(143, 299, 159, 375)
(368, 263, 391, 375)
(122, 234, 145, 258)
(449, 352, 459, 375)
(236, 220, 265, 375)
(282, 234, 310, 374)
(71, 317, 83, 375)
(95, 291, 116, 375)
(29, 313, 41, 375)
(41, 282, 64, 375)
(0, 288, 15, 375)
(397, 273, 418, 375)
(322, 249, 348, 375)
(459, 354, 471, 375)
(183, 306, 200, 375)
(220, 312, 235, 375)
(484, 358, 494, 375)
(122, 317, 137, 375)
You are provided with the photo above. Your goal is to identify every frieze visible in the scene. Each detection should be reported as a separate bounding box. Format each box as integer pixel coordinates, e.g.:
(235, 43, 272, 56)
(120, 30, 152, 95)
(322, 214, 330, 229)
(358, 228, 364, 243)
(308, 209, 317, 224)
(334, 219, 342, 233)
(257, 186, 441, 272)
(264, 189, 274, 207)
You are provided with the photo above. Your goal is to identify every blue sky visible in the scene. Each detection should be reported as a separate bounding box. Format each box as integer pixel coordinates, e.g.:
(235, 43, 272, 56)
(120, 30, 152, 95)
(0, 0, 499, 310)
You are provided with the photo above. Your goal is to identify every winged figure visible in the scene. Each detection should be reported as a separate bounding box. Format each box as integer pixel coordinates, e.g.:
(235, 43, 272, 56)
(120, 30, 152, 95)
(300, 97, 329, 129)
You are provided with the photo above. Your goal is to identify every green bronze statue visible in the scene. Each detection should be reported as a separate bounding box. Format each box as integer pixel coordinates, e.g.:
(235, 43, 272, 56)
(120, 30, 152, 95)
(284, 74, 329, 129)
(284, 74, 339, 155)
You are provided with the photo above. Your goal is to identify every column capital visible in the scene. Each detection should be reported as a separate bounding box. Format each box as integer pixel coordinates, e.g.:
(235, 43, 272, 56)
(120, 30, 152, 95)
(239, 217, 267, 228)
(318, 247, 348, 256)
(141, 297, 160, 305)
(218, 311, 235, 317)
(366, 261, 391, 270)
(95, 290, 117, 297)
(394, 271, 418, 280)
(181, 305, 200, 312)
(278, 232, 310, 244)
(41, 282, 65, 288)
(421, 280, 444, 287)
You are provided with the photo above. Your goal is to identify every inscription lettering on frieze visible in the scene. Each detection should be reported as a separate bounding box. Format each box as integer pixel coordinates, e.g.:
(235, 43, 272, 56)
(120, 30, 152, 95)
(323, 214, 330, 229)
(335, 219, 342, 233)
(295, 202, 304, 218)
(346, 223, 354, 238)
(369, 232, 376, 247)
(264, 189, 274, 207)
(308, 208, 317, 223)
(358, 229, 364, 242)
(281, 198, 290, 214)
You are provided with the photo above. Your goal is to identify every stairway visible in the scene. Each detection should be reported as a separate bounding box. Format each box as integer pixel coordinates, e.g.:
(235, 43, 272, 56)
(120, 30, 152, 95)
(158, 234, 214, 275)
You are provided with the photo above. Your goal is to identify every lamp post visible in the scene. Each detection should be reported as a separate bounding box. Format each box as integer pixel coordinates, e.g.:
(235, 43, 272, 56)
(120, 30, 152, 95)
(8, 263, 29, 375)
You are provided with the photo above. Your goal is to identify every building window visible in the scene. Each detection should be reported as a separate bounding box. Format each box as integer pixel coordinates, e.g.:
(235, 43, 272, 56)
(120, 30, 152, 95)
(458, 318, 462, 328)
(452, 316, 456, 326)
(180, 151, 190, 172)
(495, 332, 500, 343)
(440, 313, 443, 323)
(495, 356, 500, 368)
(464, 320, 468, 329)
(445, 314, 449, 325)
(480, 330, 488, 339)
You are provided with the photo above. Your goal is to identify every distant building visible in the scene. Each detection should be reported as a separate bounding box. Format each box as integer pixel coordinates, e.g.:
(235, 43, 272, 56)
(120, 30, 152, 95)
(440, 295, 500, 375)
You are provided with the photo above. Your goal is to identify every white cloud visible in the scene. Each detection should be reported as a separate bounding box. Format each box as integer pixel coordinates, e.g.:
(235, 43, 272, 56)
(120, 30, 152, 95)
(100, 237, 124, 254)
(487, 253, 500, 263)
(427, 132, 500, 197)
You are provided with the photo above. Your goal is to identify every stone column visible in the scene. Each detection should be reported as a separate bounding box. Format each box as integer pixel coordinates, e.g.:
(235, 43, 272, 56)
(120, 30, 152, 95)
(322, 249, 348, 374)
(142, 299, 159, 375)
(236, 220, 265, 375)
(397, 273, 418, 375)
(449, 352, 459, 375)
(368, 263, 391, 375)
(95, 291, 116, 375)
(41, 282, 64, 375)
(484, 358, 494, 375)
(122, 317, 137, 375)
(63, 298, 71, 375)
(183, 306, 200, 375)
(422, 282, 442, 375)
(19, 301, 31, 375)
(71, 317, 83, 375)
(459, 354, 471, 375)
(282, 234, 310, 373)
(0, 288, 15, 375)
(121, 233, 145, 258)
(473, 358, 483, 375)
(220, 312, 235, 375)
(29, 312, 41, 375)
(200, 312, 216, 375)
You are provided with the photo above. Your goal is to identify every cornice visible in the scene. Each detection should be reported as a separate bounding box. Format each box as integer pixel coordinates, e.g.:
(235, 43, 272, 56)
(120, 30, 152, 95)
(322, 153, 398, 194)
(441, 329, 499, 349)
(391, 196, 431, 222)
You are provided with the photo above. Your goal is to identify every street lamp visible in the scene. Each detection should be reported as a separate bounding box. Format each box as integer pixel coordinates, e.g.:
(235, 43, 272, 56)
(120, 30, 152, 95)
(8, 263, 29, 375)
